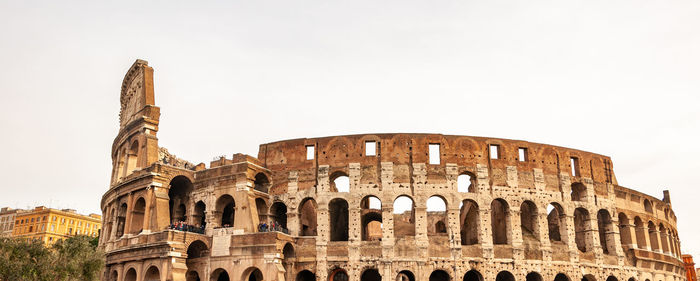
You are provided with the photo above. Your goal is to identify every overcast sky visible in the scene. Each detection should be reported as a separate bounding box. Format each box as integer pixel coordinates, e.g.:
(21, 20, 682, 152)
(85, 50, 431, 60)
(0, 0, 698, 256)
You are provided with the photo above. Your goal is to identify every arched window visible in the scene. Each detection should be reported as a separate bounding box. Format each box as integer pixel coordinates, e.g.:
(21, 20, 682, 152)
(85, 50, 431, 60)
(193, 201, 206, 228)
(124, 268, 137, 281)
(144, 266, 160, 281)
(554, 274, 570, 281)
(460, 200, 479, 245)
(429, 270, 450, 281)
(597, 209, 615, 254)
(463, 270, 483, 281)
(648, 221, 660, 251)
(282, 243, 295, 280)
(299, 198, 317, 236)
(393, 195, 415, 237)
(457, 173, 475, 193)
(618, 213, 632, 247)
(427, 196, 447, 235)
(574, 207, 591, 252)
(168, 176, 193, 224)
(361, 196, 382, 241)
(295, 270, 314, 281)
(253, 173, 269, 193)
(270, 202, 288, 231)
(187, 240, 208, 259)
(520, 200, 538, 239)
(330, 172, 350, 193)
(634, 217, 648, 249)
(491, 199, 509, 245)
(216, 195, 235, 228)
(329, 198, 349, 241)
(571, 183, 587, 201)
(659, 224, 670, 253)
(129, 197, 146, 235)
(360, 269, 381, 281)
(330, 269, 350, 281)
(116, 203, 127, 238)
(397, 270, 416, 281)
(547, 203, 565, 242)
(255, 198, 267, 225)
(526, 272, 543, 281)
(496, 271, 515, 281)
(246, 268, 264, 281)
(125, 141, 140, 176)
(211, 268, 230, 281)
(644, 200, 653, 213)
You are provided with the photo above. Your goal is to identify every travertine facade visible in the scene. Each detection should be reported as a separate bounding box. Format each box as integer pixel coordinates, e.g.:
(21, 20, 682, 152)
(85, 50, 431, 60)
(100, 60, 686, 281)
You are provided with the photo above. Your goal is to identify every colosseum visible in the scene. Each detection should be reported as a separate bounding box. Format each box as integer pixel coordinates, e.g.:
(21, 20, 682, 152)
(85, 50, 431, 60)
(99, 60, 686, 281)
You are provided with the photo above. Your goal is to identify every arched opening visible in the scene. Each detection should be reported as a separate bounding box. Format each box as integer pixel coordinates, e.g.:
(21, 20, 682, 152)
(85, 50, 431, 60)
(463, 270, 483, 281)
(427, 196, 447, 235)
(129, 197, 146, 234)
(547, 203, 566, 242)
(491, 199, 509, 245)
(144, 266, 160, 281)
(618, 213, 633, 247)
(125, 141, 140, 176)
(429, 270, 451, 281)
(329, 198, 349, 241)
(644, 200, 653, 213)
(216, 195, 235, 228)
(361, 196, 382, 241)
(597, 209, 615, 254)
(460, 199, 479, 245)
(397, 270, 416, 281)
(186, 271, 201, 281)
(254, 173, 269, 193)
(282, 243, 295, 280)
(520, 200, 538, 240)
(659, 224, 670, 253)
(295, 270, 315, 281)
(193, 201, 206, 228)
(606, 276, 618, 281)
(330, 268, 349, 281)
(574, 207, 591, 252)
(526, 272, 543, 281)
(496, 271, 515, 281)
(648, 221, 660, 251)
(457, 173, 475, 193)
(554, 274, 570, 281)
(187, 240, 208, 259)
(571, 183, 587, 201)
(124, 268, 137, 281)
(299, 198, 318, 236)
(270, 202, 288, 232)
(255, 198, 267, 226)
(393, 195, 415, 237)
(246, 268, 263, 281)
(360, 269, 381, 281)
(168, 176, 193, 224)
(330, 172, 350, 193)
(634, 217, 648, 249)
(581, 275, 596, 281)
(210, 268, 230, 281)
(116, 203, 127, 238)
(110, 270, 118, 281)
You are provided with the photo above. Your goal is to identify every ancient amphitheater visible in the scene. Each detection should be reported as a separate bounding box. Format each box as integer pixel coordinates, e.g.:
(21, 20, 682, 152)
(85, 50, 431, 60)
(99, 60, 686, 281)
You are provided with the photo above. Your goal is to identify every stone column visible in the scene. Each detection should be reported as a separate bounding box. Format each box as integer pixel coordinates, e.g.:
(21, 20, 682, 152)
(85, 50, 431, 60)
(123, 192, 134, 237)
(480, 207, 494, 258)
(511, 208, 524, 260)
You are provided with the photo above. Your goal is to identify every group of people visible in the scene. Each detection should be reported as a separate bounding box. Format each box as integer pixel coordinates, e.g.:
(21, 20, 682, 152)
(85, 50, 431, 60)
(168, 221, 205, 234)
(258, 221, 287, 233)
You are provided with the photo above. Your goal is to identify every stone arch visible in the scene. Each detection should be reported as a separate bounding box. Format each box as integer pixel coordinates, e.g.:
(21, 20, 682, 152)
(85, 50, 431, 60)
(571, 183, 587, 201)
(427, 195, 448, 235)
(282, 243, 295, 280)
(658, 223, 670, 253)
(329, 198, 349, 241)
(526, 272, 543, 281)
(216, 195, 235, 228)
(116, 203, 127, 238)
(330, 171, 350, 193)
(361, 195, 383, 241)
(463, 270, 483, 281)
(634, 216, 648, 249)
(295, 270, 315, 281)
(496, 271, 515, 281)
(397, 270, 416, 281)
(270, 201, 288, 231)
(597, 209, 615, 254)
(618, 212, 633, 247)
(547, 203, 566, 242)
(125, 140, 140, 176)
(491, 198, 510, 245)
(187, 240, 208, 259)
(169, 175, 193, 224)
(429, 270, 451, 281)
(124, 267, 138, 281)
(582, 275, 596, 281)
(648, 221, 660, 251)
(393, 195, 416, 237)
(255, 198, 268, 226)
(457, 172, 476, 193)
(129, 197, 146, 235)
(194, 201, 206, 228)
(644, 200, 653, 213)
(253, 173, 270, 193)
(574, 207, 592, 252)
(554, 274, 570, 281)
(211, 268, 230, 281)
(243, 267, 264, 281)
(606, 276, 619, 281)
(360, 268, 381, 281)
(186, 271, 201, 281)
(144, 265, 161, 281)
(299, 198, 318, 236)
(109, 270, 118, 281)
(329, 268, 349, 281)
(460, 199, 479, 245)
(520, 200, 539, 239)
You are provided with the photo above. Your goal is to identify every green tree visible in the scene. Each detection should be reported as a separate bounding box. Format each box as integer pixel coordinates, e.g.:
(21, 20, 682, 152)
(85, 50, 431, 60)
(0, 236, 104, 281)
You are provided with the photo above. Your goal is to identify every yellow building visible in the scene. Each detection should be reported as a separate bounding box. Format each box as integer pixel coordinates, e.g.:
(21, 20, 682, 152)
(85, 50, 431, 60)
(12, 206, 102, 244)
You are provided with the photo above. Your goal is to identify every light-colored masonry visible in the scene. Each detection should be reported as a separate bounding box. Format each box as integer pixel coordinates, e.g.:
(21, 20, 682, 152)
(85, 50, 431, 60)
(99, 60, 685, 281)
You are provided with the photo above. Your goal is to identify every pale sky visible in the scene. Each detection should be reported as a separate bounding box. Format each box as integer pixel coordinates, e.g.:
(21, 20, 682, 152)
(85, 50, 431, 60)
(1, 0, 698, 256)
